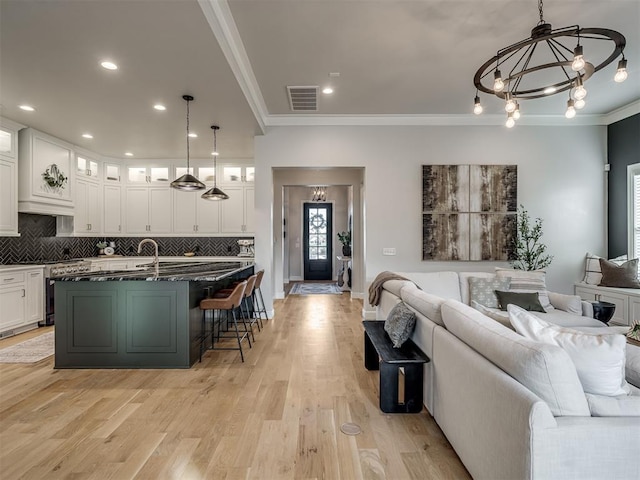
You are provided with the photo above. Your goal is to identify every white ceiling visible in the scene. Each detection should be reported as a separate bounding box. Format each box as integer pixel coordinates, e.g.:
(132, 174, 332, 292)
(1, 0, 638, 160)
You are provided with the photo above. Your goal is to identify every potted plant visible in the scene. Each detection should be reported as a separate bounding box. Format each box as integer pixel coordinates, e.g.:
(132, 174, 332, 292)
(338, 231, 352, 257)
(511, 205, 553, 271)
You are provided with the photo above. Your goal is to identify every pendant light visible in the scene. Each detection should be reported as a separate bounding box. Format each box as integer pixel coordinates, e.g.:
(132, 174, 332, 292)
(171, 95, 206, 191)
(201, 125, 229, 200)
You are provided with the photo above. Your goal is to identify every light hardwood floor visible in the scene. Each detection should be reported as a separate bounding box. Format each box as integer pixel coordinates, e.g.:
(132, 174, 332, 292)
(0, 293, 470, 479)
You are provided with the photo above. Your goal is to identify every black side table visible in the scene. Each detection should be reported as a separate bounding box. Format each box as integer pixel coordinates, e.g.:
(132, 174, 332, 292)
(591, 301, 616, 324)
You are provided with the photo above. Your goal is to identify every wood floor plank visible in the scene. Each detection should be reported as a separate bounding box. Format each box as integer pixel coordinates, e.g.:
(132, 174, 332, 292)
(0, 291, 470, 480)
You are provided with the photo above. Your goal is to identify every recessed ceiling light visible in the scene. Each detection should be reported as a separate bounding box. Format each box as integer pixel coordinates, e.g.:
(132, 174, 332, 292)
(82, 133, 93, 139)
(124, 152, 134, 157)
(19, 105, 35, 111)
(188, 133, 197, 138)
(322, 87, 334, 94)
(101, 61, 118, 70)
(154, 104, 166, 111)
(211, 151, 219, 156)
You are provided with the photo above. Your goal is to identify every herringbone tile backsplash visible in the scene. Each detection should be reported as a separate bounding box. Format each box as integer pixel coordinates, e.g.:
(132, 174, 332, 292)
(0, 214, 251, 264)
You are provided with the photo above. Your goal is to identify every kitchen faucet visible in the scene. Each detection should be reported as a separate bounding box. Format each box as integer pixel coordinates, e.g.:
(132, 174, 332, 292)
(137, 238, 159, 275)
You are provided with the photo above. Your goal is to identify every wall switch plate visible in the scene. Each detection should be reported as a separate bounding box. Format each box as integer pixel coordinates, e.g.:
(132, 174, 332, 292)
(383, 248, 396, 256)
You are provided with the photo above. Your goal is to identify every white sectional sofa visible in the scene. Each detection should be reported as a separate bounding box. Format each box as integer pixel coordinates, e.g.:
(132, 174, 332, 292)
(375, 271, 640, 480)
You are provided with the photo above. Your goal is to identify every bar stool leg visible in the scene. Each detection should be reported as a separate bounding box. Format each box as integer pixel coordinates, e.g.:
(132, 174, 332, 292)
(239, 300, 255, 343)
(230, 308, 245, 363)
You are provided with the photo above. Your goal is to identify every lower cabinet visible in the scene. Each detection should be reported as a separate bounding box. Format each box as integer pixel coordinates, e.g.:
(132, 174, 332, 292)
(574, 284, 636, 326)
(0, 267, 44, 336)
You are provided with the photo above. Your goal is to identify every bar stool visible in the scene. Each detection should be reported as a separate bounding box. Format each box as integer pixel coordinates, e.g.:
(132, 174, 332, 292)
(253, 270, 268, 328)
(199, 280, 249, 363)
(216, 274, 259, 339)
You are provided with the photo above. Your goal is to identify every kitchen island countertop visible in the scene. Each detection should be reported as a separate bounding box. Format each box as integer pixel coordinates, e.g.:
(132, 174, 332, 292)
(55, 261, 254, 282)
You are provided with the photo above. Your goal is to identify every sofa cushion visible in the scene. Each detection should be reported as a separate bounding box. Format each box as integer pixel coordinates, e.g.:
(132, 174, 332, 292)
(458, 272, 496, 305)
(470, 300, 514, 330)
(468, 276, 510, 308)
(585, 385, 640, 416)
(400, 285, 445, 327)
(627, 342, 640, 388)
(495, 290, 545, 312)
(495, 268, 553, 312)
(599, 258, 640, 288)
(547, 291, 583, 315)
(381, 279, 414, 297)
(534, 309, 604, 328)
(384, 302, 417, 348)
(396, 271, 461, 301)
(441, 299, 589, 416)
(508, 305, 630, 397)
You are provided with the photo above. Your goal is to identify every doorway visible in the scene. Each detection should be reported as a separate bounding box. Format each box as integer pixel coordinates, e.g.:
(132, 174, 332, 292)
(303, 202, 332, 280)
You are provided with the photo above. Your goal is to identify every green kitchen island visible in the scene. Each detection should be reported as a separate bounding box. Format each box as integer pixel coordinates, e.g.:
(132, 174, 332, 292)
(54, 261, 254, 368)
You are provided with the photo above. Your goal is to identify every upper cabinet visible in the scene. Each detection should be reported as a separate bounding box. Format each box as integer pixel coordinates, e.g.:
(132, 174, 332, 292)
(126, 165, 170, 184)
(76, 153, 99, 181)
(0, 118, 23, 237)
(104, 163, 121, 183)
(220, 164, 254, 184)
(18, 128, 74, 215)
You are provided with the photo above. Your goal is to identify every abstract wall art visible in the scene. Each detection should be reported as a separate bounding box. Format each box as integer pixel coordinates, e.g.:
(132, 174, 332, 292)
(422, 165, 517, 261)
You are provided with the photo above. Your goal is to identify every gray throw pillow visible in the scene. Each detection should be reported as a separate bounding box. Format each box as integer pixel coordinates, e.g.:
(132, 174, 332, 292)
(598, 258, 640, 288)
(495, 290, 545, 313)
(384, 302, 417, 348)
(469, 276, 511, 308)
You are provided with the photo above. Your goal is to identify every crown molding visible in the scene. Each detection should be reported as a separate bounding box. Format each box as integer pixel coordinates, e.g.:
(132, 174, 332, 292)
(602, 100, 640, 125)
(198, 0, 267, 134)
(264, 113, 607, 127)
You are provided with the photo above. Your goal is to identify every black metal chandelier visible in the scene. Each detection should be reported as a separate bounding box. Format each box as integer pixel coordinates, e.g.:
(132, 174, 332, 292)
(473, 0, 628, 127)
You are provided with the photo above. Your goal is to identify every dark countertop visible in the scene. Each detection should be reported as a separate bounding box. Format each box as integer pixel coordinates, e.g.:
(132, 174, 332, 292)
(55, 261, 254, 282)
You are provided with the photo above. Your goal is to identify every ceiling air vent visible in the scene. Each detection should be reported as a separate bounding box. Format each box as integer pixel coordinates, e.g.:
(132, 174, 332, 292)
(287, 86, 318, 112)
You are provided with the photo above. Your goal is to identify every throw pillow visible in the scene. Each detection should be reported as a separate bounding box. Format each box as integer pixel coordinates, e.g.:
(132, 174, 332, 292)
(495, 268, 553, 312)
(384, 302, 417, 348)
(583, 253, 628, 285)
(599, 258, 640, 288)
(470, 300, 514, 330)
(468, 276, 511, 308)
(495, 290, 545, 312)
(508, 305, 631, 396)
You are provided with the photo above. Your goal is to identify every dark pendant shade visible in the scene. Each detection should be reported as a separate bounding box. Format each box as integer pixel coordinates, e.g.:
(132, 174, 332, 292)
(201, 186, 230, 200)
(171, 173, 206, 191)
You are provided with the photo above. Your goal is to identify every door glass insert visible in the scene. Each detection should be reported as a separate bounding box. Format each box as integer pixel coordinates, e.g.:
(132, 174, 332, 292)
(223, 166, 242, 182)
(199, 167, 215, 182)
(150, 167, 169, 182)
(105, 164, 120, 181)
(0, 130, 11, 154)
(308, 206, 328, 260)
(245, 167, 255, 182)
(128, 167, 147, 182)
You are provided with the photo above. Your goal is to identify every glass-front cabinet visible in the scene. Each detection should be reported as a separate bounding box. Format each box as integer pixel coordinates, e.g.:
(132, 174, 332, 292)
(221, 165, 254, 184)
(76, 155, 99, 180)
(126, 165, 170, 184)
(174, 166, 216, 184)
(104, 163, 121, 182)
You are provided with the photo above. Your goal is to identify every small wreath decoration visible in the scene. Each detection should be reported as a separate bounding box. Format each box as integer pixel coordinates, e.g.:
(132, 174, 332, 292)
(42, 164, 68, 190)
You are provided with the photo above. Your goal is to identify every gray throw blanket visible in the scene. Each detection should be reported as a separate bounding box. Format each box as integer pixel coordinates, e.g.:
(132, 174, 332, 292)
(368, 271, 415, 307)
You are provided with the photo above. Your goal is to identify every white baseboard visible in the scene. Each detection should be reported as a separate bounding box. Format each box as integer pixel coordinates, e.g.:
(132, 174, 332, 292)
(362, 308, 377, 319)
(290, 275, 303, 281)
(267, 309, 275, 318)
(351, 291, 364, 300)
(274, 291, 285, 299)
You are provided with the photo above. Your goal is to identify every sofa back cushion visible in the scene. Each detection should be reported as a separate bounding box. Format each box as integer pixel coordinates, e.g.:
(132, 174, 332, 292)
(396, 271, 461, 301)
(441, 299, 590, 416)
(401, 285, 446, 327)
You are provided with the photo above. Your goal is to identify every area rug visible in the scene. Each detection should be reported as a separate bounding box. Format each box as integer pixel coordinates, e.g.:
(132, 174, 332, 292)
(0, 332, 54, 363)
(289, 283, 343, 295)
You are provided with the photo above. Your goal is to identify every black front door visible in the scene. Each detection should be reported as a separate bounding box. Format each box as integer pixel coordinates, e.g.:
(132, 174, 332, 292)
(303, 203, 333, 280)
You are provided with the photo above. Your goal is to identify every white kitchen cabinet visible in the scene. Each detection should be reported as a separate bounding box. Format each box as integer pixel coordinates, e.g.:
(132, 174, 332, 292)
(124, 186, 172, 234)
(76, 154, 99, 180)
(104, 163, 121, 183)
(173, 191, 221, 234)
(0, 119, 23, 236)
(74, 179, 101, 234)
(103, 185, 122, 234)
(26, 269, 44, 323)
(18, 128, 74, 215)
(220, 186, 254, 234)
(0, 267, 44, 336)
(126, 165, 170, 184)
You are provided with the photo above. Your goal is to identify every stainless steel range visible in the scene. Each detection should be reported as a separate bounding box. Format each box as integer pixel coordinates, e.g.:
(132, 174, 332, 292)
(42, 259, 91, 326)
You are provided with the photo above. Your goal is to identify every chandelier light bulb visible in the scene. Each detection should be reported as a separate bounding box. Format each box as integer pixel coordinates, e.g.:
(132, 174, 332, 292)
(614, 58, 628, 83)
(505, 94, 516, 113)
(513, 103, 521, 120)
(493, 70, 504, 92)
(571, 45, 585, 71)
(575, 98, 586, 110)
(473, 96, 483, 115)
(565, 99, 576, 119)
(574, 85, 587, 101)
(505, 113, 515, 129)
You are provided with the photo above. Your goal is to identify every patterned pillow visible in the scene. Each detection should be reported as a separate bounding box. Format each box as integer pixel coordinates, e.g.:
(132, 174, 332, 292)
(495, 268, 553, 312)
(384, 302, 417, 348)
(583, 253, 627, 285)
(468, 276, 511, 308)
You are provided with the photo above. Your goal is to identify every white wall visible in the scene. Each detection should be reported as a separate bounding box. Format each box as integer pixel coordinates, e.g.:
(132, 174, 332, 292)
(255, 125, 607, 317)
